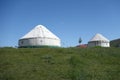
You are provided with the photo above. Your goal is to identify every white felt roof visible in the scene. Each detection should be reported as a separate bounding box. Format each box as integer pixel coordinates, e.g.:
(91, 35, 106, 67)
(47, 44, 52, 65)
(21, 25, 60, 40)
(89, 33, 109, 42)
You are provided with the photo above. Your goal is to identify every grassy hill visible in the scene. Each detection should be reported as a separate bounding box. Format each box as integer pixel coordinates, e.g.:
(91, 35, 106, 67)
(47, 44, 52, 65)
(0, 47, 120, 80)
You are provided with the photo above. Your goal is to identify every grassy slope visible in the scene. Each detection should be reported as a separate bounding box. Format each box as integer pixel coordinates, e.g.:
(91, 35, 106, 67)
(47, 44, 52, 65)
(0, 47, 120, 80)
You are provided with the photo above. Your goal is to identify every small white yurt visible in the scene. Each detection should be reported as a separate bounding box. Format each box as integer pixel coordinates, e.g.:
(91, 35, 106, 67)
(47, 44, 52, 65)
(88, 33, 110, 47)
(18, 25, 61, 48)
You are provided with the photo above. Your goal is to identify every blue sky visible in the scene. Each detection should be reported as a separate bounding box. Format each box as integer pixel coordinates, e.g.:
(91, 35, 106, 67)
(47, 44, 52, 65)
(0, 0, 120, 47)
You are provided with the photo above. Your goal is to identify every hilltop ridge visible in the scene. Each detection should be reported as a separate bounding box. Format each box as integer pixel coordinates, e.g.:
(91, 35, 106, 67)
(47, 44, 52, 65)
(0, 47, 120, 80)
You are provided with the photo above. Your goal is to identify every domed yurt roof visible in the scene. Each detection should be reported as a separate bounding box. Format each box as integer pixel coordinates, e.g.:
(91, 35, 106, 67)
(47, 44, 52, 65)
(89, 33, 109, 42)
(21, 25, 60, 40)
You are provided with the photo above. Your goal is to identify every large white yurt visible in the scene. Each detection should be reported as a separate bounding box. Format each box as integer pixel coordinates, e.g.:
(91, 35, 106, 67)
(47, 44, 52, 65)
(18, 25, 61, 48)
(88, 33, 110, 47)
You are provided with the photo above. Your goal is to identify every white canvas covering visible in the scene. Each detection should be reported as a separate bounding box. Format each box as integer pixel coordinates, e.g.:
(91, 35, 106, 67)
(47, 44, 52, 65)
(88, 33, 110, 47)
(19, 25, 61, 47)
(89, 33, 109, 42)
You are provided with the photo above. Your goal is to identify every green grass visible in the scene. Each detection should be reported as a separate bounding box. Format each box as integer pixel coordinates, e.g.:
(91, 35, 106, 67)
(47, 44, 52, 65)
(0, 47, 120, 80)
